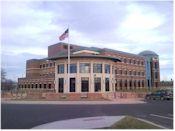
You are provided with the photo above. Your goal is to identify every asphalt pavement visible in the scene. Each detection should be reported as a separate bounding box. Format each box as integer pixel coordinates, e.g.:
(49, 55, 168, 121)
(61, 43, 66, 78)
(1, 100, 173, 129)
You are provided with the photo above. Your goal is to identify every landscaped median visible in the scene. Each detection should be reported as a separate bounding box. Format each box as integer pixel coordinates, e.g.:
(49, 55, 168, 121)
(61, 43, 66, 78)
(104, 116, 163, 129)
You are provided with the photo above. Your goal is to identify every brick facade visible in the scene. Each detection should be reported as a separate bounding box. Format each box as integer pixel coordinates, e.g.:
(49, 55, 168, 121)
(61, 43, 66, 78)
(18, 42, 160, 100)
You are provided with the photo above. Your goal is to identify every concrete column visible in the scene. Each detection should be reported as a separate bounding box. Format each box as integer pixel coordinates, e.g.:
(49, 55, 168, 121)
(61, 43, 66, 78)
(102, 62, 105, 92)
(90, 61, 94, 93)
(109, 63, 113, 92)
(76, 61, 80, 93)
(55, 61, 58, 93)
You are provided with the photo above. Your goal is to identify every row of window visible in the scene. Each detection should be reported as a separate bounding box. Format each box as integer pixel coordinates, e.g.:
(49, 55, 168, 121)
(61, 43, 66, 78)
(40, 62, 55, 69)
(40, 73, 55, 77)
(58, 63, 111, 74)
(121, 58, 144, 66)
(116, 80, 145, 88)
(115, 69, 145, 76)
(58, 77, 110, 93)
(18, 83, 52, 89)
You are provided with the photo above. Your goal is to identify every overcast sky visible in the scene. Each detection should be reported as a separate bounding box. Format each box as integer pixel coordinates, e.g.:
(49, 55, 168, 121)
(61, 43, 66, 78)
(1, 1, 173, 81)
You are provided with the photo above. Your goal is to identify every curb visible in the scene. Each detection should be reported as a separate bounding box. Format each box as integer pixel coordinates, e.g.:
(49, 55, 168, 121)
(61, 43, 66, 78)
(1, 100, 146, 105)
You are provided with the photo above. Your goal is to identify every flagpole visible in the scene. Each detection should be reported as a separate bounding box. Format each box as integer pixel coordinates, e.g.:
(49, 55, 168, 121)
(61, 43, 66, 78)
(68, 26, 70, 93)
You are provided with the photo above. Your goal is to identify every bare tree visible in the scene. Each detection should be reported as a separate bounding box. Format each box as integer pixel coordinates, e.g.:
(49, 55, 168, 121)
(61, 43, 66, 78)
(1, 68, 17, 92)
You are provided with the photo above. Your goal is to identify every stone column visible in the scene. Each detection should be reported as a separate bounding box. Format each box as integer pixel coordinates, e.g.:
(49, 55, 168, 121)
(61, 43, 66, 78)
(76, 61, 80, 93)
(90, 61, 94, 93)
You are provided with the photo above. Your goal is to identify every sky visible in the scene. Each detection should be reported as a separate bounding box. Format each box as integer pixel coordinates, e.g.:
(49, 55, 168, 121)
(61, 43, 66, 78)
(1, 0, 173, 81)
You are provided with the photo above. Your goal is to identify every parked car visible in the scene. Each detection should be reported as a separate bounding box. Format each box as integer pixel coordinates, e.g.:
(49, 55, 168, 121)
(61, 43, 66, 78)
(145, 89, 173, 100)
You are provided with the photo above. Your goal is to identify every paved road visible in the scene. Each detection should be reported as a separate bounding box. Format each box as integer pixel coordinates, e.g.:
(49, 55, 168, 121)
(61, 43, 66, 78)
(1, 100, 173, 129)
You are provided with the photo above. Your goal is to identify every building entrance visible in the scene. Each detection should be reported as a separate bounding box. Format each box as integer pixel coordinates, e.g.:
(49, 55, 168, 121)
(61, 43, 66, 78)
(81, 77, 89, 92)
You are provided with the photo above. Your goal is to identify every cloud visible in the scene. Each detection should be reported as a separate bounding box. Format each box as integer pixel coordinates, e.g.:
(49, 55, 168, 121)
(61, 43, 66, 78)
(1, 1, 173, 81)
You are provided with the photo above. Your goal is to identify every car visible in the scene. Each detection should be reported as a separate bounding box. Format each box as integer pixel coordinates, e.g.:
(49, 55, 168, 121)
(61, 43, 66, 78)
(145, 89, 173, 100)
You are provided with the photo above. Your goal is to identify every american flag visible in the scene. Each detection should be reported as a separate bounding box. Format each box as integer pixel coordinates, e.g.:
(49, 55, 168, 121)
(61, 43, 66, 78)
(59, 29, 69, 41)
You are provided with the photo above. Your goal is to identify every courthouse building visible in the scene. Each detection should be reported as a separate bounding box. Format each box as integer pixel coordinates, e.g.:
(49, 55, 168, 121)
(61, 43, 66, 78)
(18, 42, 160, 93)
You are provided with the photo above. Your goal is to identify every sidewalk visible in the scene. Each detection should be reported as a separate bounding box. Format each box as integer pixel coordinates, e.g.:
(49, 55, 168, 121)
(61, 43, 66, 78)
(2, 98, 146, 105)
(32, 116, 125, 129)
(32, 115, 166, 129)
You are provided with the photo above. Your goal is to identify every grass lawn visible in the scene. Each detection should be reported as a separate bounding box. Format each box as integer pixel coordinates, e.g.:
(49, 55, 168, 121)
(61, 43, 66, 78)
(105, 116, 162, 129)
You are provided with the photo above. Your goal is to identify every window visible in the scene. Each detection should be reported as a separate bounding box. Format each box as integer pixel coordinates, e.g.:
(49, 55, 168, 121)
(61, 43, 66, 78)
(93, 64, 102, 73)
(129, 59, 131, 64)
(49, 84, 51, 89)
(81, 77, 89, 92)
(94, 77, 101, 92)
(105, 64, 110, 74)
(70, 78, 76, 92)
(155, 72, 158, 79)
(120, 80, 122, 88)
(134, 81, 136, 87)
(138, 72, 140, 76)
(31, 84, 34, 88)
(129, 71, 132, 75)
(155, 62, 159, 69)
(57, 64, 64, 74)
(105, 78, 110, 91)
(124, 70, 127, 75)
(138, 61, 140, 65)
(80, 63, 90, 73)
(59, 78, 64, 93)
(43, 64, 45, 68)
(142, 72, 144, 76)
(120, 70, 122, 75)
(125, 80, 127, 88)
(35, 84, 38, 88)
(141, 61, 144, 65)
(44, 84, 47, 88)
(142, 80, 144, 87)
(67, 64, 77, 73)
(134, 71, 136, 76)
(39, 84, 42, 88)
(133, 60, 136, 64)
(115, 69, 118, 74)
(50, 63, 52, 67)
(40, 65, 42, 68)
(129, 80, 132, 88)
(138, 81, 141, 87)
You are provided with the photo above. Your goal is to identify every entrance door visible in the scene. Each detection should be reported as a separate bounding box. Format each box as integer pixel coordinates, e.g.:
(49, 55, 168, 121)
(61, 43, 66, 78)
(81, 77, 89, 92)
(94, 77, 101, 92)
(70, 78, 76, 92)
(58, 78, 64, 93)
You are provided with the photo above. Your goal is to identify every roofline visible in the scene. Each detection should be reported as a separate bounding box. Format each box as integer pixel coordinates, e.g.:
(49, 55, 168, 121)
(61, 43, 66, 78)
(48, 55, 121, 62)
